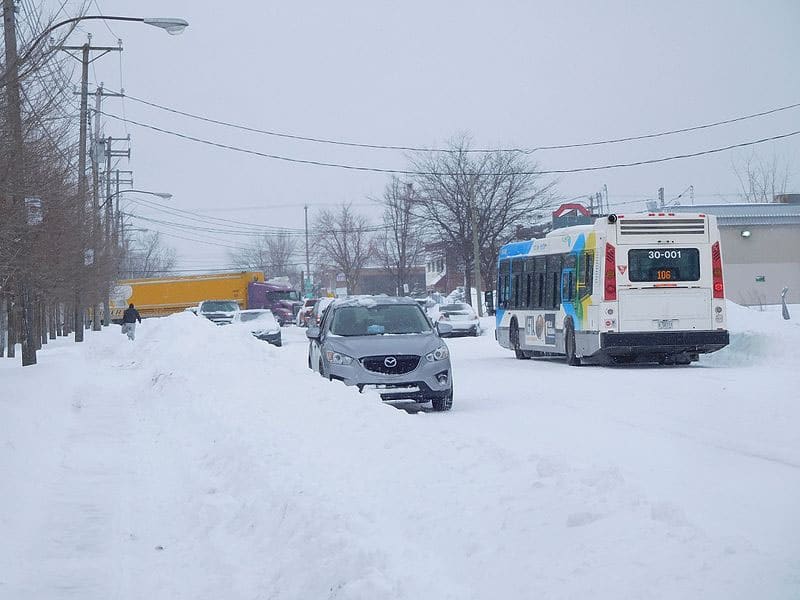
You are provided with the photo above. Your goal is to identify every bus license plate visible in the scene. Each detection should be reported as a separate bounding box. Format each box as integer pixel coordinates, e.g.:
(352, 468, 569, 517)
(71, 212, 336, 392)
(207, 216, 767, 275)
(657, 319, 674, 330)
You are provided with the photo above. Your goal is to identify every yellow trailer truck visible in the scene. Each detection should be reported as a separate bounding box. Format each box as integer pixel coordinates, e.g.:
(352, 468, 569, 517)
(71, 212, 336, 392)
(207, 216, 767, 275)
(109, 271, 265, 321)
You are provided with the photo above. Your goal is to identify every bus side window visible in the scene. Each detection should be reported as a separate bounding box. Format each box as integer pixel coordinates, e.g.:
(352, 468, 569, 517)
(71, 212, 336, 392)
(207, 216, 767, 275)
(525, 273, 532, 308)
(524, 258, 534, 307)
(563, 254, 576, 302)
(511, 260, 524, 308)
(580, 252, 594, 297)
(546, 255, 562, 309)
(498, 260, 510, 307)
(534, 257, 545, 309)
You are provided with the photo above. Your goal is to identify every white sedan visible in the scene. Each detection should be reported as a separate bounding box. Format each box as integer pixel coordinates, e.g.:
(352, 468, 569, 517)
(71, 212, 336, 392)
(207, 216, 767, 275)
(428, 303, 481, 337)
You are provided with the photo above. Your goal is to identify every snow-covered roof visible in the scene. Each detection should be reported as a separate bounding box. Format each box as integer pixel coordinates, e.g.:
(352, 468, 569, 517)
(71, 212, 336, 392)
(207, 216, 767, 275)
(688, 203, 800, 226)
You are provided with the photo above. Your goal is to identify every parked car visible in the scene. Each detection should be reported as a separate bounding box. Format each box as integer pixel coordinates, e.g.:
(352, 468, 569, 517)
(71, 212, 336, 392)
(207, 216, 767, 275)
(234, 309, 282, 346)
(309, 297, 335, 328)
(428, 302, 481, 336)
(197, 299, 240, 325)
(307, 296, 454, 411)
(296, 298, 317, 327)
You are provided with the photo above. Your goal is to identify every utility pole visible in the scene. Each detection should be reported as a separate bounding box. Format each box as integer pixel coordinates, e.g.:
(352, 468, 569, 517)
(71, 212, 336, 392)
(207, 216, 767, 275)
(470, 196, 483, 317)
(100, 137, 129, 326)
(658, 187, 665, 210)
(89, 83, 124, 247)
(3, 0, 36, 365)
(60, 37, 122, 340)
(104, 136, 131, 239)
(304, 205, 311, 297)
(113, 169, 133, 248)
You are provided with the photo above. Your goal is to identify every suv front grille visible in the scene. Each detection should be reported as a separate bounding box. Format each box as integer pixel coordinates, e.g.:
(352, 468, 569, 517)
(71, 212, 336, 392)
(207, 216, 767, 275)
(361, 355, 420, 375)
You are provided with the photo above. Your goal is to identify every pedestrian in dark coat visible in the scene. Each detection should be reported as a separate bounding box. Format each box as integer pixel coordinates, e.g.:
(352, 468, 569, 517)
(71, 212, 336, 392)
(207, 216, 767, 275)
(121, 303, 142, 340)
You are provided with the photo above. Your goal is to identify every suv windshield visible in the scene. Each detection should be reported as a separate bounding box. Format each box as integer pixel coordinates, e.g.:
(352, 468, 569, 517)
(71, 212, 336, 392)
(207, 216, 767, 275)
(329, 304, 431, 336)
(201, 301, 239, 312)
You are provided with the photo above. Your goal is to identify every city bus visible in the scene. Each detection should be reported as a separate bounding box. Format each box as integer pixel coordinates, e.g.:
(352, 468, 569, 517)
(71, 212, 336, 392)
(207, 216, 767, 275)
(495, 212, 730, 365)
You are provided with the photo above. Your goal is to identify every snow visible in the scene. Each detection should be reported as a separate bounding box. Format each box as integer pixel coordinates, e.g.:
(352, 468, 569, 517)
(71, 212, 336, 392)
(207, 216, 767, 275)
(1, 304, 799, 599)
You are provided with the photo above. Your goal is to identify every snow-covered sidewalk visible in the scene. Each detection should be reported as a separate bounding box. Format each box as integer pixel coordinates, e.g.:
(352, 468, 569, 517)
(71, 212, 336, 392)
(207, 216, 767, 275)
(1, 306, 799, 599)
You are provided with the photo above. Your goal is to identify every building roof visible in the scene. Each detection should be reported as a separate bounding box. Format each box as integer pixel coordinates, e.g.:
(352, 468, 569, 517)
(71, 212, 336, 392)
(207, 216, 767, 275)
(686, 203, 800, 226)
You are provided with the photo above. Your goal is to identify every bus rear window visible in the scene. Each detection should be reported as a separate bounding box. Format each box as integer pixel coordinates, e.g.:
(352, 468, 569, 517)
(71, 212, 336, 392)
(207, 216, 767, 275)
(628, 248, 700, 282)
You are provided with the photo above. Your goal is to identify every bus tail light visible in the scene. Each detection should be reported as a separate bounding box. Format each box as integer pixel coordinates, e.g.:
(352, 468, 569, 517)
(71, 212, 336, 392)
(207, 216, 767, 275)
(604, 243, 617, 301)
(711, 241, 724, 299)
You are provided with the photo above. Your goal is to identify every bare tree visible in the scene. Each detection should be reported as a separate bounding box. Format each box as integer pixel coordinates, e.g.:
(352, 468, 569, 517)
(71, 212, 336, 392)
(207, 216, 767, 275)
(1, 0, 102, 361)
(229, 231, 299, 279)
(733, 151, 792, 203)
(120, 232, 176, 278)
(410, 135, 555, 296)
(374, 177, 425, 295)
(313, 202, 373, 293)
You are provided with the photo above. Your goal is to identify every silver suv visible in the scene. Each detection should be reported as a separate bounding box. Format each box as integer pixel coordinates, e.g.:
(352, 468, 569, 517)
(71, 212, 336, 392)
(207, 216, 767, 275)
(307, 297, 454, 411)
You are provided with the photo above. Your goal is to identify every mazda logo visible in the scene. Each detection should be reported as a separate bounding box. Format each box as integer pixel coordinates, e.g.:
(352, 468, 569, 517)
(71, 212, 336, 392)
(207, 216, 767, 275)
(383, 356, 397, 368)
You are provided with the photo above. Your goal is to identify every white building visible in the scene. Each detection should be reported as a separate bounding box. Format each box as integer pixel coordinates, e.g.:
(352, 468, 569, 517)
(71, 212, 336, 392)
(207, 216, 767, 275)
(689, 199, 800, 306)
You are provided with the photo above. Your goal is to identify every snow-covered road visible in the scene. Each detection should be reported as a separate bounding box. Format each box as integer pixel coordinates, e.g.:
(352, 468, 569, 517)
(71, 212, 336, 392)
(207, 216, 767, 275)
(2, 305, 799, 599)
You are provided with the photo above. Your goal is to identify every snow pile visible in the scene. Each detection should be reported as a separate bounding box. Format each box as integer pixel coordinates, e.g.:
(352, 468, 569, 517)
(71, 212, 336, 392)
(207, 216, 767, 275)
(703, 300, 800, 367)
(2, 306, 799, 599)
(1, 314, 463, 599)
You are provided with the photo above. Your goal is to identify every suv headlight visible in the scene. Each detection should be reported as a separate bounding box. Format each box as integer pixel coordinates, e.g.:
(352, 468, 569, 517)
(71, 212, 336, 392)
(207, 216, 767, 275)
(325, 350, 353, 365)
(425, 345, 449, 362)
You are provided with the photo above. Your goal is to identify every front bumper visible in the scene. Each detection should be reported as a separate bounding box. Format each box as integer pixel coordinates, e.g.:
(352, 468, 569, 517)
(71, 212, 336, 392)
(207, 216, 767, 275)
(439, 320, 480, 335)
(254, 331, 282, 346)
(326, 356, 452, 397)
(600, 330, 729, 356)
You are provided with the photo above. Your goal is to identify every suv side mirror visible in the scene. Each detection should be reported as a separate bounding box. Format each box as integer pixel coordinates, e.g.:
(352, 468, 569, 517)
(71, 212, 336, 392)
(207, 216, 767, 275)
(306, 325, 321, 340)
(436, 322, 453, 336)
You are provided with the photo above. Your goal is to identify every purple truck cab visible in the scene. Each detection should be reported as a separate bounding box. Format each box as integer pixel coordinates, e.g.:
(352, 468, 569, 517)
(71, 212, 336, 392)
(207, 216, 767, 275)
(247, 281, 302, 325)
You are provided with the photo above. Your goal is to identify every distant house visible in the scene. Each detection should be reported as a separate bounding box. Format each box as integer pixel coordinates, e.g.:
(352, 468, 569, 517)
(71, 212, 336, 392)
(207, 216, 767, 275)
(315, 265, 426, 297)
(690, 198, 800, 306)
(354, 266, 426, 296)
(424, 241, 462, 293)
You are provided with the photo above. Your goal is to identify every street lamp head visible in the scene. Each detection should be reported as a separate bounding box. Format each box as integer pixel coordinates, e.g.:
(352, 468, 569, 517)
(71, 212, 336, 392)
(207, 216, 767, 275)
(142, 18, 189, 35)
(154, 192, 173, 200)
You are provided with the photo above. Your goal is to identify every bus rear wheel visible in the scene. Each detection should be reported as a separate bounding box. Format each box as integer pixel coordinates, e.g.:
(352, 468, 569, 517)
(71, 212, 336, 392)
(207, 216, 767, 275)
(510, 319, 529, 360)
(565, 321, 581, 366)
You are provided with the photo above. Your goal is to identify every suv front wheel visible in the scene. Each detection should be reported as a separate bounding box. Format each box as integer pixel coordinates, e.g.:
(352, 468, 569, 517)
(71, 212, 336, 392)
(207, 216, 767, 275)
(430, 388, 453, 412)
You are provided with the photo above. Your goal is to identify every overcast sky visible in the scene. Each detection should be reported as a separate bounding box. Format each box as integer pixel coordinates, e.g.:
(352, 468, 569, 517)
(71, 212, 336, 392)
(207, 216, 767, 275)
(40, 0, 800, 270)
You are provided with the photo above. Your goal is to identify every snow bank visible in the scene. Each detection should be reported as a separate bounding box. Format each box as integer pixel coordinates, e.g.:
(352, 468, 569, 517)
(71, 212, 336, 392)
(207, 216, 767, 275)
(703, 300, 800, 367)
(2, 305, 799, 599)
(18, 314, 463, 599)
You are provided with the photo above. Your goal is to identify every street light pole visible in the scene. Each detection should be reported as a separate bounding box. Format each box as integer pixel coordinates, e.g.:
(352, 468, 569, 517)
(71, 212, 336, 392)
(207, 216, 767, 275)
(74, 42, 90, 339)
(304, 205, 311, 296)
(470, 196, 483, 317)
(1, 16, 188, 88)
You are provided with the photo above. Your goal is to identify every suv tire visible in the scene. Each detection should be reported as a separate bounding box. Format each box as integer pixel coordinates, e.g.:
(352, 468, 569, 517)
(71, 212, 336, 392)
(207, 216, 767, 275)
(431, 389, 453, 412)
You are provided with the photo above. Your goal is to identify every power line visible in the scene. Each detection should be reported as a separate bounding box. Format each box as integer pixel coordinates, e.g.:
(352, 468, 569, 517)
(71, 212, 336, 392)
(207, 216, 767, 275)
(126, 195, 304, 234)
(100, 109, 800, 176)
(122, 263, 316, 275)
(108, 88, 800, 154)
(125, 208, 393, 238)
